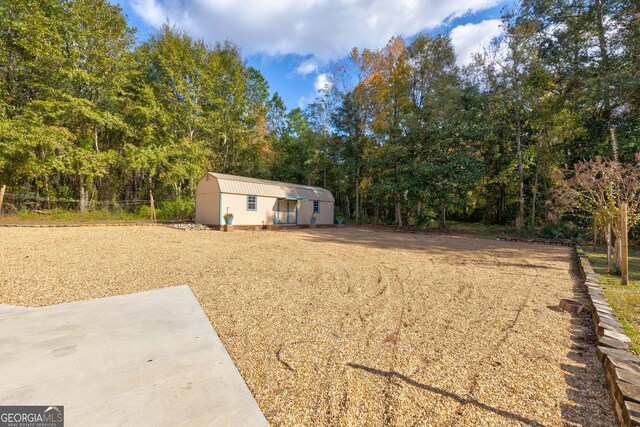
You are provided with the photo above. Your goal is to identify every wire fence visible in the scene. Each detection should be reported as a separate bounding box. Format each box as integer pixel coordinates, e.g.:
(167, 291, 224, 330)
(1, 193, 151, 214)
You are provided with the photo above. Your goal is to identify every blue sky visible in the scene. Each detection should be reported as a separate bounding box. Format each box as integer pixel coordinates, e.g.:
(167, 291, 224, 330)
(113, 0, 514, 109)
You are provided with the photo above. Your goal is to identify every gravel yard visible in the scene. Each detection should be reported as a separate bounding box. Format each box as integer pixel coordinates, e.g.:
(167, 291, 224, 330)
(0, 226, 616, 426)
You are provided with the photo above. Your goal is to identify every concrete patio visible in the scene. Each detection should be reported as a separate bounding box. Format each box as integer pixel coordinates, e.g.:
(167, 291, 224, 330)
(0, 286, 267, 426)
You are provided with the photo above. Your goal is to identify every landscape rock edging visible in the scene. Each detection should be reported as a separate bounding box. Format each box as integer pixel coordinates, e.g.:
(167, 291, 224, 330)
(576, 246, 640, 426)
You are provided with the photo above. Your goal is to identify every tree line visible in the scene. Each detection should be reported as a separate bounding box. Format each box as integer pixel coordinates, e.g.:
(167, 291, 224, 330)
(1, 0, 639, 234)
(320, 0, 639, 233)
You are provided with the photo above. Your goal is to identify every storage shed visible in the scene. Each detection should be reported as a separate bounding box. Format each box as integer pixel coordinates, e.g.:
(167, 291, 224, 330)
(195, 173, 335, 227)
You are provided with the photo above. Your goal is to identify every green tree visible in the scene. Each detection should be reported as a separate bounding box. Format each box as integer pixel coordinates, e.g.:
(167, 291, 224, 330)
(271, 108, 316, 184)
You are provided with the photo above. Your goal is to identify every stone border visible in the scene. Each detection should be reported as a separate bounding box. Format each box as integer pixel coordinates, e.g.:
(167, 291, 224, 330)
(496, 236, 575, 246)
(207, 224, 338, 231)
(575, 245, 640, 427)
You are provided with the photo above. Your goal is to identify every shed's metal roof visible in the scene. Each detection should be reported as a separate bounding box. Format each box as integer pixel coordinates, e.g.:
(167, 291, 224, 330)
(207, 173, 334, 202)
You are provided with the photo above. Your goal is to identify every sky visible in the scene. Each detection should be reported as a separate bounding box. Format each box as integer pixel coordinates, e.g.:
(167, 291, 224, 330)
(113, 0, 515, 109)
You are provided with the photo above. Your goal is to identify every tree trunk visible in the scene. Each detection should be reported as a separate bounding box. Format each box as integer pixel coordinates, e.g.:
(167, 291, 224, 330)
(606, 222, 612, 270)
(515, 116, 525, 231)
(621, 203, 629, 284)
(345, 196, 350, 221)
(530, 160, 539, 229)
(323, 164, 326, 188)
(497, 184, 506, 225)
(594, 0, 611, 126)
(323, 144, 327, 188)
(79, 176, 87, 213)
(441, 203, 446, 227)
(355, 168, 360, 225)
(395, 201, 403, 228)
(614, 236, 621, 274)
(222, 135, 229, 170)
(530, 132, 544, 229)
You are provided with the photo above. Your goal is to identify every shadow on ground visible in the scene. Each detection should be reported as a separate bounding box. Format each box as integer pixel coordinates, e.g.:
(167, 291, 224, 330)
(346, 363, 545, 427)
(301, 227, 572, 270)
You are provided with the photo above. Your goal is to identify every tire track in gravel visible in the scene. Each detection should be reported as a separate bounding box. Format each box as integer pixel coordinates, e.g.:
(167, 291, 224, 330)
(333, 265, 369, 425)
(444, 269, 536, 426)
(326, 260, 388, 424)
(335, 260, 408, 425)
(378, 263, 414, 426)
(411, 265, 479, 422)
(409, 251, 527, 425)
(332, 266, 376, 425)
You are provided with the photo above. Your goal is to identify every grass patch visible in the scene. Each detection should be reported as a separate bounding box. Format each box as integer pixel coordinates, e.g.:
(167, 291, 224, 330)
(429, 221, 581, 241)
(1, 199, 194, 224)
(1, 208, 153, 224)
(585, 246, 640, 354)
(434, 221, 516, 234)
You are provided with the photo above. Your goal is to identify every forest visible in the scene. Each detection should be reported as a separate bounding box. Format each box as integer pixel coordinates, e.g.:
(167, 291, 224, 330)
(1, 0, 639, 236)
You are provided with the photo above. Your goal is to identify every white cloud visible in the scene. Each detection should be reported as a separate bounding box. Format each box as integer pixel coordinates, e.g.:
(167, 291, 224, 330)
(295, 73, 332, 108)
(130, 0, 166, 28)
(129, 0, 502, 61)
(297, 95, 310, 108)
(314, 73, 331, 93)
(450, 19, 502, 66)
(295, 59, 318, 75)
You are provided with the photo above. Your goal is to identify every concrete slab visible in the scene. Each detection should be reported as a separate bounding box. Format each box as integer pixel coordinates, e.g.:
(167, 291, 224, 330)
(0, 286, 268, 426)
(0, 303, 30, 314)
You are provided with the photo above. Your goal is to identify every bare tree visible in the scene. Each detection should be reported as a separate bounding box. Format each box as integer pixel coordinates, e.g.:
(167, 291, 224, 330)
(552, 154, 640, 272)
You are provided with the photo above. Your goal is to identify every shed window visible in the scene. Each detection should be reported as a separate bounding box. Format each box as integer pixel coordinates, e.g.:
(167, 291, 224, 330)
(247, 195, 257, 211)
(313, 200, 320, 213)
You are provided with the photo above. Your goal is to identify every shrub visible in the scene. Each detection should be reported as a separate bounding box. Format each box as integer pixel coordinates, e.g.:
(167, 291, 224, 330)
(157, 198, 195, 220)
(415, 210, 438, 229)
(1, 203, 17, 216)
(541, 220, 587, 241)
(136, 205, 152, 219)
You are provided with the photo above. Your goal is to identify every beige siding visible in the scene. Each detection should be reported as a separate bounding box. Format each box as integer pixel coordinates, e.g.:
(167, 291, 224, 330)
(297, 200, 333, 225)
(220, 193, 279, 226)
(297, 200, 311, 225)
(195, 175, 220, 225)
(220, 194, 334, 225)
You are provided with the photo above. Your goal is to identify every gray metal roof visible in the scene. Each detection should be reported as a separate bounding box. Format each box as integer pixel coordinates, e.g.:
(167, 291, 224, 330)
(207, 173, 334, 202)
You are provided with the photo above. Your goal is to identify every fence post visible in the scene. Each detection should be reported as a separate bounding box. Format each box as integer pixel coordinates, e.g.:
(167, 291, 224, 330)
(621, 202, 629, 285)
(149, 191, 157, 223)
(0, 185, 5, 215)
(607, 222, 612, 269)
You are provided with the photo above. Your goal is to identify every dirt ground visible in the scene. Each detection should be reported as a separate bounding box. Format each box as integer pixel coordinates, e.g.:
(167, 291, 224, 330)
(0, 226, 616, 426)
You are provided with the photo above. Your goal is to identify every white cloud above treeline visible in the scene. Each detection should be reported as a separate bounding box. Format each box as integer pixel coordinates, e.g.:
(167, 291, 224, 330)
(295, 59, 318, 75)
(450, 19, 502, 66)
(314, 73, 331, 92)
(129, 0, 502, 62)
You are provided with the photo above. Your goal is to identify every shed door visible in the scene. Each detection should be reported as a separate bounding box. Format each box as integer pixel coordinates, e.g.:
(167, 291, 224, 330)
(276, 199, 297, 224)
